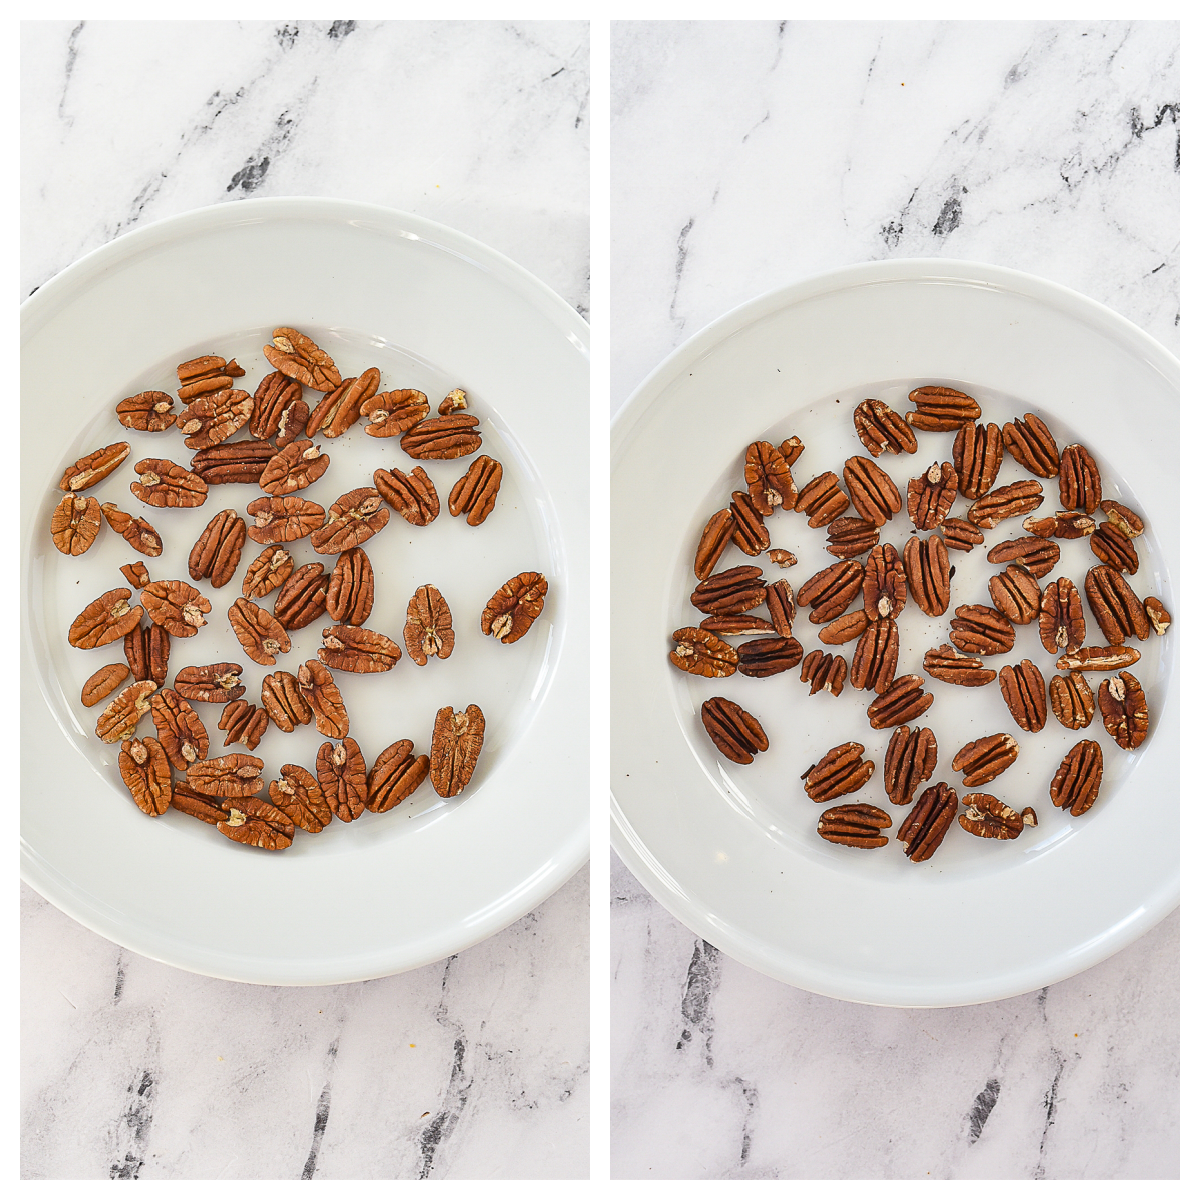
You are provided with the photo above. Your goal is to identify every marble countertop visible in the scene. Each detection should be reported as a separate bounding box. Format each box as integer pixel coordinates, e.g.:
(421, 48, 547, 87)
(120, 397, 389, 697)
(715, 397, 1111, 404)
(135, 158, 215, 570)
(610, 19, 1178, 1180)
(21, 19, 589, 1180)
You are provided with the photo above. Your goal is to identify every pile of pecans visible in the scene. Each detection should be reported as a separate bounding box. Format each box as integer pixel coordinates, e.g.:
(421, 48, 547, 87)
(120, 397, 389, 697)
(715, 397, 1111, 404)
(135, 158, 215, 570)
(675, 385, 1171, 863)
(56, 328, 549, 850)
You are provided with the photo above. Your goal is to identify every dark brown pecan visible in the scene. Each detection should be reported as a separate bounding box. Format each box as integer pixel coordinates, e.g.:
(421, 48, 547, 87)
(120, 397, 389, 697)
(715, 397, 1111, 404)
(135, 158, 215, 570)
(120, 562, 151, 589)
(863, 544, 906, 620)
(744, 440, 798, 514)
(999, 659, 1047, 732)
(883, 726, 937, 805)
(1002, 413, 1060, 477)
(905, 386, 980, 431)
(670, 628, 738, 677)
(765, 580, 795, 636)
(699, 613, 775, 635)
(853, 398, 918, 456)
(826, 517, 880, 560)
(142, 580, 210, 637)
(260, 440, 330, 495)
(188, 509, 246, 589)
(952, 733, 1018, 786)
(405, 584, 454, 665)
(988, 564, 1042, 625)
(320, 625, 401, 673)
(95, 680, 157, 742)
(174, 663, 245, 704)
(482, 570, 549, 642)
(768, 548, 797, 567)
(799, 649, 847, 696)
(310, 488, 389, 554)
(326, 548, 374, 626)
(118, 737, 173, 816)
(844, 456, 902, 526)
(795, 561, 864, 624)
(1098, 672, 1149, 750)
(101, 503, 163, 557)
(242, 545, 294, 599)
(270, 764, 332, 833)
(190, 439, 275, 486)
(249, 371, 302, 440)
(82, 663, 130, 707)
(903, 534, 950, 617)
(296, 660, 349, 738)
(693, 509, 734, 580)
(373, 466, 440, 527)
(1050, 671, 1094, 730)
(907, 462, 958, 530)
(1090, 523, 1138, 573)
(737, 635, 804, 677)
(818, 609, 869, 645)
(939, 518, 984, 553)
(276, 398, 310, 447)
(817, 803, 891, 848)
(169, 781, 228, 825)
(150, 688, 209, 769)
(923, 644, 996, 687)
(850, 618, 899, 693)
(966, 480, 1043, 529)
(729, 492, 770, 555)
(363, 388, 430, 438)
(176, 354, 243, 400)
(246, 495, 325, 544)
(218, 796, 295, 851)
(1056, 645, 1141, 672)
(896, 783, 958, 861)
(176, 389, 252, 450)
(430, 705, 486, 798)
(691, 565, 767, 615)
(51, 493, 101, 556)
(700, 697, 769, 764)
(1144, 597, 1171, 635)
(261, 670, 312, 733)
(274, 563, 331, 630)
(1023, 510, 1095, 540)
(124, 622, 170, 685)
(130, 458, 208, 508)
(1040, 577, 1088, 653)
(58, 442, 130, 491)
(986, 537, 1059, 579)
(949, 604, 1014, 656)
(68, 587, 144, 649)
(116, 390, 176, 432)
(803, 742, 875, 802)
(796, 472, 850, 527)
(448, 456, 503, 526)
(366, 741, 431, 813)
(1050, 740, 1104, 816)
(952, 422, 1003, 499)
(400, 414, 482, 460)
(959, 794, 1036, 840)
(307, 369, 380, 438)
(778, 435, 804, 465)
(218, 699, 270, 750)
(1059, 444, 1102, 514)
(228, 597, 291, 665)
(1099, 499, 1144, 539)
(439, 388, 468, 416)
(263, 327, 341, 392)
(867, 675, 933, 729)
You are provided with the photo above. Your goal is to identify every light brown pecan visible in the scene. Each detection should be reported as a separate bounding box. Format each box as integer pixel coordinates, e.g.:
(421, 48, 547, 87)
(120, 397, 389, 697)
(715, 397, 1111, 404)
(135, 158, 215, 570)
(405, 584, 454, 665)
(844, 456, 902, 526)
(883, 726, 937, 805)
(867, 675, 933, 729)
(1023, 510, 1095, 540)
(150, 688, 209, 769)
(1098, 672, 1149, 750)
(863, 544, 906, 620)
(270, 764, 332, 834)
(744, 440, 798, 514)
(242, 545, 294, 599)
(999, 659, 1047, 733)
(769, 548, 798, 567)
(853, 398, 918, 456)
(1040, 577, 1087, 653)
(1098, 499, 1144, 539)
(729, 492, 770, 555)
(130, 458, 208, 508)
(100, 503, 163, 557)
(825, 517, 880, 560)
(174, 663, 246, 704)
(482, 570, 550, 641)
(58, 442, 130, 491)
(907, 462, 958, 530)
(217, 699, 269, 750)
(51, 493, 102, 556)
(119, 562, 151, 589)
(702, 697, 769, 763)
(966, 479, 1043, 529)
(69, 587, 144, 649)
(219, 796, 295, 851)
(261, 670, 312, 733)
(988, 564, 1042, 626)
(124, 622, 170, 685)
(190, 439, 276, 486)
(188, 509, 246, 589)
(949, 604, 1014, 656)
(959, 795, 1036, 840)
(1056, 645, 1140, 672)
(903, 534, 951, 617)
(693, 509, 734, 580)
(320, 624, 401, 673)
(1050, 671, 1094, 730)
(249, 371, 303, 440)
(986, 536, 1059, 579)
(366, 741, 431, 813)
(310, 488, 389, 554)
(1002, 413, 1060, 478)
(699, 613, 775, 635)
(795, 561, 864, 623)
(118, 737, 173, 816)
(923, 644, 996, 687)
(1090, 523, 1138, 574)
(1059, 444, 1102, 514)
(906, 386, 980, 432)
(169, 781, 228, 825)
(765, 580, 795, 636)
(952, 422, 1003, 499)
(939, 518, 984, 553)
(326, 548, 373, 626)
(373, 466, 440, 527)
(670, 628, 738, 678)
(264, 327, 342, 392)
(363, 389, 430, 438)
(817, 803, 892, 848)
(1144, 597, 1171, 635)
(229, 597, 291, 664)
(803, 742, 875, 802)
(95, 680, 157, 743)
(296, 660, 349, 738)
(737, 635, 804, 677)
(142, 580, 210, 637)
(799, 649, 848, 696)
(952, 732, 1019, 786)
(400, 414, 482, 460)
(82, 662, 130, 707)
(439, 388, 468, 416)
(260, 440, 330, 495)
(276, 398, 310, 447)
(448, 456, 503, 526)
(818, 609, 869, 645)
(896, 783, 958, 861)
(176, 389, 253, 450)
(850, 618, 899, 693)
(307, 369, 380, 438)
(246, 495, 325, 544)
(430, 705, 486, 798)
(273, 563, 331, 630)
(116, 390, 176, 432)
(176, 354, 244, 399)
(796, 472, 850, 527)
(778, 435, 804, 466)
(1050, 740, 1104, 816)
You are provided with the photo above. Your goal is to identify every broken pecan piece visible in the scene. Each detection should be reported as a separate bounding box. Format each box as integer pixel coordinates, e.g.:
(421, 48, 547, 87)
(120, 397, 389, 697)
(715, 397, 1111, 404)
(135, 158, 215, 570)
(818, 609, 869, 645)
(310, 488, 389, 554)
(150, 688, 209, 769)
(817, 803, 891, 848)
(249, 371, 303, 440)
(966, 479, 1043, 529)
(176, 389, 252, 450)
(116, 391, 176, 432)
(320, 624, 401, 673)
(907, 461, 958, 530)
(430, 705, 486, 798)
(699, 614, 774, 636)
(1059, 444, 1102, 514)
(670, 628, 737, 678)
(141, 580, 210, 637)
(922, 644, 996, 687)
(952, 733, 1018, 786)
(58, 442, 130, 491)
(188, 509, 246, 589)
(1050, 740, 1104, 816)
(1098, 672, 1149, 750)
(482, 570, 550, 642)
(700, 697, 768, 764)
(844, 456, 902, 526)
(124, 622, 170, 686)
(270, 765, 331, 834)
(778, 435, 804, 465)
(229, 597, 291, 665)
(863, 543, 906, 620)
(796, 471, 850, 527)
(795, 561, 864, 624)
(51, 493, 102, 556)
(953, 422, 1004, 499)
(190, 439, 276, 487)
(867, 675, 933, 729)
(744, 440, 798, 514)
(119, 562, 151, 589)
(174, 663, 246, 704)
(897, 783, 958, 861)
(799, 649, 847, 696)
(176, 354, 243, 399)
(118, 737, 173, 816)
(169, 782, 228, 825)
(296, 660, 349, 738)
(1090, 523, 1138, 574)
(939, 518, 984, 553)
(366, 741, 431, 813)
(883, 725, 937, 806)
(448, 456, 503, 526)
(769, 548, 797, 567)
(260, 440, 330, 495)
(737, 635, 804, 678)
(988, 564, 1042, 625)
(219, 797, 294, 851)
(803, 742, 874, 802)
(1144, 597, 1171, 635)
(242, 545, 294, 600)
(218, 699, 269, 750)
(130, 458, 208, 508)
(1049, 671, 1094, 730)
(1023, 510, 1095, 540)
(264, 327, 341, 392)
(825, 517, 879, 560)
(728, 492, 770, 556)
(850, 617, 898, 693)
(326, 548, 374, 626)
(81, 663, 130, 707)
(100, 503, 163, 557)
(693, 509, 735, 580)
(95, 680, 157, 743)
(363, 388, 430, 438)
(1002, 413, 1060, 477)
(959, 795, 1036, 839)
(274, 563, 331, 630)
(307, 369, 380, 438)
(1098, 499, 1144, 539)
(903, 534, 950, 617)
(765, 580, 795, 636)
(906, 386, 980, 431)
(261, 671, 312, 733)
(405, 584, 454, 665)
(439, 388, 468, 416)
(1056, 645, 1140, 672)
(246, 495, 325, 544)
(69, 587, 144, 649)
(949, 604, 1014, 656)
(986, 536, 1059, 579)
(998, 659, 1047, 733)
(400, 414, 482, 460)
(853, 399, 918, 456)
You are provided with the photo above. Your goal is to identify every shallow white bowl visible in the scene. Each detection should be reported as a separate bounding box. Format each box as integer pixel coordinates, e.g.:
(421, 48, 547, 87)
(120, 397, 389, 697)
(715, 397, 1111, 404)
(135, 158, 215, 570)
(22, 197, 588, 985)
(611, 259, 1177, 1007)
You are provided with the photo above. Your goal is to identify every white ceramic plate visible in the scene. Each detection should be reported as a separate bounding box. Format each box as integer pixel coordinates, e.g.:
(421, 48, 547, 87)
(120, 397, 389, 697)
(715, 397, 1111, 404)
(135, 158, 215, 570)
(22, 197, 588, 985)
(611, 260, 1178, 1007)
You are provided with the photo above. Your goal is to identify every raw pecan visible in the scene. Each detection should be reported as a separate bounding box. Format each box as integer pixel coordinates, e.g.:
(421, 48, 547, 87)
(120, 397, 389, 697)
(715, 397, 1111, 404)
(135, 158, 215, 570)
(1056, 645, 1140, 672)
(150, 688, 209, 768)
(439, 388, 468, 416)
(366, 741, 431, 813)
(796, 472, 850, 527)
(818, 609, 868, 646)
(923, 644, 996, 687)
(1099, 499, 1144, 539)
(261, 670, 312, 733)
(998, 659, 1047, 733)
(986, 536, 1059, 579)
(949, 604, 1014, 656)
(844, 456, 902, 526)
(1090, 523, 1138, 574)
(190, 439, 275, 486)
(744, 440, 798, 514)
(188, 509, 246, 589)
(218, 699, 269, 750)
(905, 385, 980, 432)
(95, 680, 156, 743)
(119, 562, 151, 589)
(116, 390, 175, 432)
(1049, 740, 1104, 816)
(952, 422, 1003, 499)
(373, 466, 440, 527)
(769, 549, 797, 567)
(669, 628, 737, 678)
(883, 725, 937, 805)
(959, 795, 1037, 840)
(174, 663, 245, 704)
(405, 584, 454, 664)
(729, 492, 770, 555)
(270, 764, 331, 833)
(69, 587, 143, 649)
(307, 369, 380, 438)
(363, 389, 430, 438)
(142, 580, 210, 637)
(430, 705, 486, 798)
(246, 495, 325, 544)
(867, 675, 933, 729)
(1049, 671, 1094, 730)
(825, 517, 879, 560)
(325, 548, 374, 626)
(482, 570, 549, 641)
(81, 663, 129, 707)
(799, 649, 847, 696)
(310, 488, 389, 554)
(217, 796, 295, 850)
(118, 737, 173, 816)
(896, 783, 958, 861)
(264, 327, 342, 392)
(863, 544, 906, 620)
(851, 618, 899, 692)
(778, 435, 804, 465)
(1023, 510, 1095, 540)
(699, 613, 775, 635)
(853, 398, 918, 456)
(229, 596, 291, 664)
(988, 564, 1041, 625)
(58, 442, 130, 491)
(1040, 577, 1087, 653)
(176, 354, 244, 399)
(124, 622, 170, 685)
(907, 461, 958, 530)
(1002, 413, 1060, 477)
(276, 398, 310, 447)
(449, 456, 503, 526)
(966, 479, 1043, 529)
(296, 660, 349, 738)
(795, 561, 864, 624)
(320, 624, 401, 673)
(803, 742, 875, 802)
(129, 458, 208, 508)
(1059, 444, 1102, 514)
(175, 389, 253, 450)
(736, 634, 804, 677)
(902, 534, 950, 617)
(274, 563, 331, 630)
(249, 371, 303, 440)
(765, 580, 795, 636)
(260, 440, 330, 495)
(693, 509, 734, 580)
(242, 545, 294, 599)
(169, 782, 228, 825)
(700, 696, 769, 763)
(952, 733, 1018, 786)
(100, 503, 163, 557)
(1144, 597, 1171, 635)
(817, 803, 892, 848)
(51, 493, 102, 555)
(939, 518, 984, 552)
(400, 414, 482, 460)
(1098, 672, 1149, 750)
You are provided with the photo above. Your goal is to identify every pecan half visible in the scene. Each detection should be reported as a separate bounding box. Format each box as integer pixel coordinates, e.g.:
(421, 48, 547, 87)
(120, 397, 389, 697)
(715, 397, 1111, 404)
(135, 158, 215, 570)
(482, 570, 549, 641)
(176, 354, 243, 399)
(366, 741, 431, 813)
(217, 699, 270, 750)
(765, 580, 795, 636)
(249, 371, 303, 440)
(952, 422, 1003, 499)
(310, 488, 389, 554)
(400, 414, 482, 460)
(246, 495, 325, 544)
(363, 388, 430, 438)
(1049, 671, 1094, 730)
(124, 622, 170, 685)
(326, 548, 374, 626)
(59, 442, 130, 491)
(896, 783, 958, 861)
(988, 564, 1041, 626)
(174, 663, 246, 704)
(799, 649, 847, 696)
(818, 609, 869, 645)
(729, 492, 770, 555)
(129, 458, 208, 508)
(949, 604, 1014, 656)
(120, 562, 151, 589)
(966, 479, 1043, 529)
(803, 742, 875, 802)
(693, 509, 734, 580)
(150, 688, 209, 769)
(373, 466, 440, 527)
(169, 782, 228, 825)
(1039, 577, 1087, 653)
(142, 580, 210, 637)
(439, 388, 468, 416)
(116, 391, 176, 432)
(817, 803, 891, 848)
(242, 545, 295, 599)
(191, 439, 275, 486)
(296, 660, 349, 738)
(853, 399, 918, 456)
(1144, 597, 1171, 635)
(260, 440, 330, 495)
(700, 697, 768, 763)
(922, 644, 996, 687)
(844, 456, 902, 526)
(219, 796, 294, 851)
(264, 327, 342, 392)
(405, 584, 454, 665)
(745, 440, 798, 514)
(939, 518, 984, 553)
(274, 563, 331, 630)
(1002, 413, 1060, 477)
(1098, 672, 1149, 750)
(769, 549, 797, 567)
(850, 617, 898, 692)
(261, 670, 312, 733)
(1023, 510, 1095, 540)
(51, 493, 102, 556)
(229, 597, 291, 665)
(270, 765, 331, 833)
(1099, 499, 1144, 539)
(959, 795, 1036, 840)
(82, 663, 130, 707)
(952, 733, 1018, 786)
(1050, 740, 1104, 816)
(1059, 444, 1102, 514)
(778, 435, 804, 465)
(907, 461, 958, 530)
(176, 389, 253, 450)
(903, 534, 950, 617)
(986, 536, 1059, 579)
(1090, 523, 1138, 574)
(669, 628, 737, 678)
(95, 680, 157, 742)
(188, 509, 246, 589)
(430, 705, 486, 798)
(737, 635, 803, 677)
(118, 737, 173, 816)
(867, 675, 933, 729)
(825, 517, 879, 560)
(906, 386, 980, 431)
(863, 544, 906, 620)
(448, 456, 503, 526)
(796, 472, 850, 527)
(100, 503, 163, 557)
(307, 369, 380, 438)
(320, 624, 401, 673)
(69, 587, 144, 649)
(883, 725, 937, 806)
(699, 613, 775, 635)
(795, 561, 864, 624)
(999, 659, 1047, 733)
(1056, 645, 1140, 672)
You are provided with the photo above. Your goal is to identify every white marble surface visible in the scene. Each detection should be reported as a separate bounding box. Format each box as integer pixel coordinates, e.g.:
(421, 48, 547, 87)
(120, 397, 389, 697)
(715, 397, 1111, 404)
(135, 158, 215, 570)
(22, 19, 588, 1180)
(610, 20, 1178, 1179)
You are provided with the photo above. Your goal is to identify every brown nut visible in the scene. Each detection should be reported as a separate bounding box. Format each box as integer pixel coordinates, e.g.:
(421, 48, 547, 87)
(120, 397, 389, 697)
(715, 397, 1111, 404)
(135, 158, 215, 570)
(150, 688, 209, 769)
(853, 399, 918, 456)
(817, 609, 869, 645)
(700, 696, 769, 764)
(439, 388, 468, 416)
(274, 563, 331, 631)
(246, 495, 326, 544)
(366, 741, 431, 813)
(405, 584, 454, 665)
(1059, 443, 1102, 514)
(326, 548, 374, 626)
(966, 480, 1044, 529)
(306, 369, 380, 439)
(188, 509, 247, 589)
(100, 503, 163, 557)
(175, 389, 253, 450)
(218, 698, 270, 750)
(825, 517, 880, 560)
(373, 466, 440, 526)
(906, 462, 958, 530)
(124, 622, 170, 686)
(117, 737, 173, 816)
(242, 545, 295, 600)
(319, 625, 402, 673)
(190, 439, 275, 487)
(399, 413, 482, 460)
(1090, 522, 1139, 574)
(186, 753, 264, 798)
(799, 649, 848, 696)
(802, 742, 874, 802)
(903, 534, 950, 617)
(952, 733, 1019, 787)
(866, 674, 933, 729)
(260, 440, 330, 495)
(949, 604, 1014, 656)
(116, 391, 175, 432)
(296, 660, 349, 739)
(986, 536, 1060, 579)
(1049, 672, 1094, 730)
(1099, 499, 1144, 539)
(1084, 565, 1149, 644)
(228, 597, 291, 665)
(218, 796, 295, 851)
(765, 579, 795, 636)
(119, 562, 151, 589)
(883, 726, 937, 806)
(430, 705, 486, 798)
(958, 794, 1035, 840)
(778, 435, 804, 466)
(363, 388, 430, 438)
(952, 422, 1004, 499)
(769, 548, 798, 567)
(1144, 597, 1171, 635)
(817, 803, 892, 848)
(844, 456, 902, 527)
(736, 635, 804, 678)
(270, 765, 332, 834)
(129, 458, 208, 508)
(173, 663, 245, 704)
(669, 628, 737, 678)
(263, 327, 342, 392)
(95, 680, 157, 743)
(699, 613, 775, 636)
(796, 471, 850, 527)
(176, 354, 243, 399)
(249, 371, 303, 440)
(51, 493, 102, 556)
(69, 587, 144, 649)
(896, 783, 958, 861)
(260, 670, 312, 733)
(998, 659, 1048, 733)
(81, 663, 130, 707)
(795, 561, 864, 624)
(922, 644, 996, 687)
(863, 543, 906, 621)
(482, 571, 549, 642)
(1049, 739, 1104, 816)
(850, 617, 899, 693)
(142, 580, 210, 638)
(1041, 577, 1088, 654)
(1002, 413, 1060, 478)
(1097, 672, 1149, 750)
(58, 442, 130, 491)
(729, 492, 770, 556)
(905, 386, 980, 431)
(448, 455, 503, 526)
(987, 564, 1042, 626)
(744, 440, 798, 514)
(310, 488, 389, 554)
(1056, 645, 1141, 672)
(1023, 510, 1095, 540)
(693, 509, 735, 581)
(939, 518, 984, 553)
